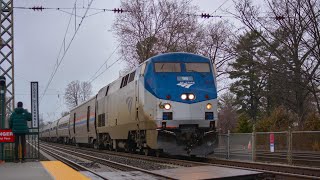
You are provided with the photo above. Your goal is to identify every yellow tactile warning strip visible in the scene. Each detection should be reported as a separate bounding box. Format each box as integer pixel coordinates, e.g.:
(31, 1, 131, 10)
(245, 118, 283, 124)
(41, 161, 90, 180)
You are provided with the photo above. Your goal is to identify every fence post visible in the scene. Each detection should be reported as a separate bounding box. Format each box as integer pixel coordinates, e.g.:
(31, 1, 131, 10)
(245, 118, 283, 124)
(252, 125, 256, 161)
(287, 127, 293, 165)
(227, 130, 230, 159)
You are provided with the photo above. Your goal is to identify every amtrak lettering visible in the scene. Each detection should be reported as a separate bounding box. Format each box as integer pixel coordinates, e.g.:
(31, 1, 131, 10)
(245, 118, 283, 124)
(177, 81, 195, 88)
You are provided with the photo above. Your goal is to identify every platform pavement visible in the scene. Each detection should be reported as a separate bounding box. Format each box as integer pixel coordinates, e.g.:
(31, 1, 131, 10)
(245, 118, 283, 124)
(0, 161, 53, 180)
(0, 161, 90, 180)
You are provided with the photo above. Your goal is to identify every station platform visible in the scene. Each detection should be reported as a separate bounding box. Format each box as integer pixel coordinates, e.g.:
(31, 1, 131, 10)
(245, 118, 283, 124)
(0, 161, 89, 180)
(0, 161, 264, 180)
(153, 165, 263, 180)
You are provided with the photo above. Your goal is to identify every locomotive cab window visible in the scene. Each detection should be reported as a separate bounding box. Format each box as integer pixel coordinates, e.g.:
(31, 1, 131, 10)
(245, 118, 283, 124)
(120, 77, 125, 88)
(155, 63, 181, 72)
(120, 74, 130, 88)
(128, 71, 136, 83)
(123, 74, 129, 86)
(185, 63, 210, 72)
(105, 86, 109, 96)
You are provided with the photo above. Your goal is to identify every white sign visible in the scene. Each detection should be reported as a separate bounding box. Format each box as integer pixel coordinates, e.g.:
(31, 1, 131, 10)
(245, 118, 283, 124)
(270, 143, 275, 152)
(31, 82, 39, 128)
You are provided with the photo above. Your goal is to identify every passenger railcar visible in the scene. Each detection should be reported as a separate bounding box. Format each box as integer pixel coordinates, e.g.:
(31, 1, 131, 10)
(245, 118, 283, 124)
(49, 120, 59, 142)
(56, 114, 70, 143)
(41, 52, 218, 156)
(40, 123, 51, 141)
(70, 97, 97, 145)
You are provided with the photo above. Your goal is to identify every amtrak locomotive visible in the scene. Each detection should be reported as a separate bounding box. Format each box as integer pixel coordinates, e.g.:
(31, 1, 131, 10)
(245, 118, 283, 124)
(41, 52, 218, 156)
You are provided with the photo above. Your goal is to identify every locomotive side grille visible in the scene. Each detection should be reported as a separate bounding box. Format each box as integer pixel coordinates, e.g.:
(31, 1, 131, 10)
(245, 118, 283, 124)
(98, 113, 105, 127)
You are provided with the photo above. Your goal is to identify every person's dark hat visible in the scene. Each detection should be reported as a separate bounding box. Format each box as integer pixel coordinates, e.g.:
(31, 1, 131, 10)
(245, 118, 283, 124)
(17, 101, 23, 108)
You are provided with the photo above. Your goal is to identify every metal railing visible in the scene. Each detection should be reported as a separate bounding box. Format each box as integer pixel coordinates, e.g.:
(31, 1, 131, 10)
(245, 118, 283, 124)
(212, 130, 320, 167)
(0, 128, 39, 162)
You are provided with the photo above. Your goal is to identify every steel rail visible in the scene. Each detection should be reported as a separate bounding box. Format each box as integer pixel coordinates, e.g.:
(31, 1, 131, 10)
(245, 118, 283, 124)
(41, 145, 108, 180)
(41, 141, 320, 179)
(41, 141, 200, 167)
(41, 143, 176, 180)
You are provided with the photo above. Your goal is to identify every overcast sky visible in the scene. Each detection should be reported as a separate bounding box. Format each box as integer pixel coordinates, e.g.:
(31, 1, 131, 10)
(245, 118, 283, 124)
(14, 0, 236, 122)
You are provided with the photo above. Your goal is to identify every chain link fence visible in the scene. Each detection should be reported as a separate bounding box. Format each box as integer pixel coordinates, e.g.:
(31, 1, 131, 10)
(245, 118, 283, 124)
(211, 130, 320, 167)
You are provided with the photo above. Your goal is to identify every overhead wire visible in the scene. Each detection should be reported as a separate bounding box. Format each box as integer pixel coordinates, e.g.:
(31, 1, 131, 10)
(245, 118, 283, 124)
(40, 0, 95, 102)
(40, 1, 77, 102)
(88, 44, 121, 82)
(198, 0, 230, 24)
(87, 1, 232, 84)
(89, 56, 124, 83)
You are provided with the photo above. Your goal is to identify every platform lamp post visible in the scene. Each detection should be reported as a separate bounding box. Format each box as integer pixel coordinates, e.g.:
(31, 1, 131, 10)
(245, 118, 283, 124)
(0, 76, 6, 161)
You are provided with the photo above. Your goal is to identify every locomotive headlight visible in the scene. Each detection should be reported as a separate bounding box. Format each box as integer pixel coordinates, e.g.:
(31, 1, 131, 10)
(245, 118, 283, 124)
(206, 103, 212, 110)
(164, 103, 171, 110)
(188, 94, 195, 100)
(181, 94, 187, 100)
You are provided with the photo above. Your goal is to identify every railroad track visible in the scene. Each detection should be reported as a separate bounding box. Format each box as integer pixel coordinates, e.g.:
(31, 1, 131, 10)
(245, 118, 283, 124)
(40, 144, 108, 179)
(41, 143, 177, 180)
(41, 141, 320, 179)
(41, 141, 207, 168)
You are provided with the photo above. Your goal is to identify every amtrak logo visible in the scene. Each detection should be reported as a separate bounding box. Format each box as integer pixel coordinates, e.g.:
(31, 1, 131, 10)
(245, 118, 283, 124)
(177, 81, 195, 88)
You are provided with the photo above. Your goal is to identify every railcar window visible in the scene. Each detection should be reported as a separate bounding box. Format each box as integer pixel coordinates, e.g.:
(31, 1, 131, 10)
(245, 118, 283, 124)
(155, 63, 181, 72)
(185, 63, 210, 72)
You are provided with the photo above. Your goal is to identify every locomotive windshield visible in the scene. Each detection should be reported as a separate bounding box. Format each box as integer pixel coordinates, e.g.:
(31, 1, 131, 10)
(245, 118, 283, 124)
(185, 63, 210, 72)
(155, 63, 181, 72)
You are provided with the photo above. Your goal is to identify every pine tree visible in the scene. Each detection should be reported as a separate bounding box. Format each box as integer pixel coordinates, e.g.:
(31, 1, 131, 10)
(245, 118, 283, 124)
(236, 113, 252, 133)
(229, 31, 267, 123)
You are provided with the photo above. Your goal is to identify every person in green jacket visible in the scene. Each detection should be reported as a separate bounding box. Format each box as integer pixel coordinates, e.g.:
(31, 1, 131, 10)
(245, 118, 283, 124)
(9, 102, 32, 163)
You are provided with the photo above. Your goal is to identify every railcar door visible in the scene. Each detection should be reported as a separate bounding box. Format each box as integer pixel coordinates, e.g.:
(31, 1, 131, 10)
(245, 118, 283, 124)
(135, 80, 139, 121)
(73, 113, 76, 134)
(87, 106, 90, 132)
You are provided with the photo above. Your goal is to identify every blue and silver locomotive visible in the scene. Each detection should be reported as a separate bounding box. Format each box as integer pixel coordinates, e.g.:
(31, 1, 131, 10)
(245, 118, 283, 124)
(41, 52, 218, 156)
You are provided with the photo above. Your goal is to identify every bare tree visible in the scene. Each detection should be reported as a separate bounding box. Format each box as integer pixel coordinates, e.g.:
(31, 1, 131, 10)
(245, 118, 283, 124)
(80, 81, 92, 102)
(198, 21, 236, 92)
(218, 92, 238, 133)
(235, 0, 320, 124)
(199, 21, 234, 77)
(39, 116, 45, 129)
(113, 0, 201, 69)
(64, 80, 92, 109)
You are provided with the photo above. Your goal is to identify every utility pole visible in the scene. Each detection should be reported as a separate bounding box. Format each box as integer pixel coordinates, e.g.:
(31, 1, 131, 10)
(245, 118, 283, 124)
(0, 0, 15, 127)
